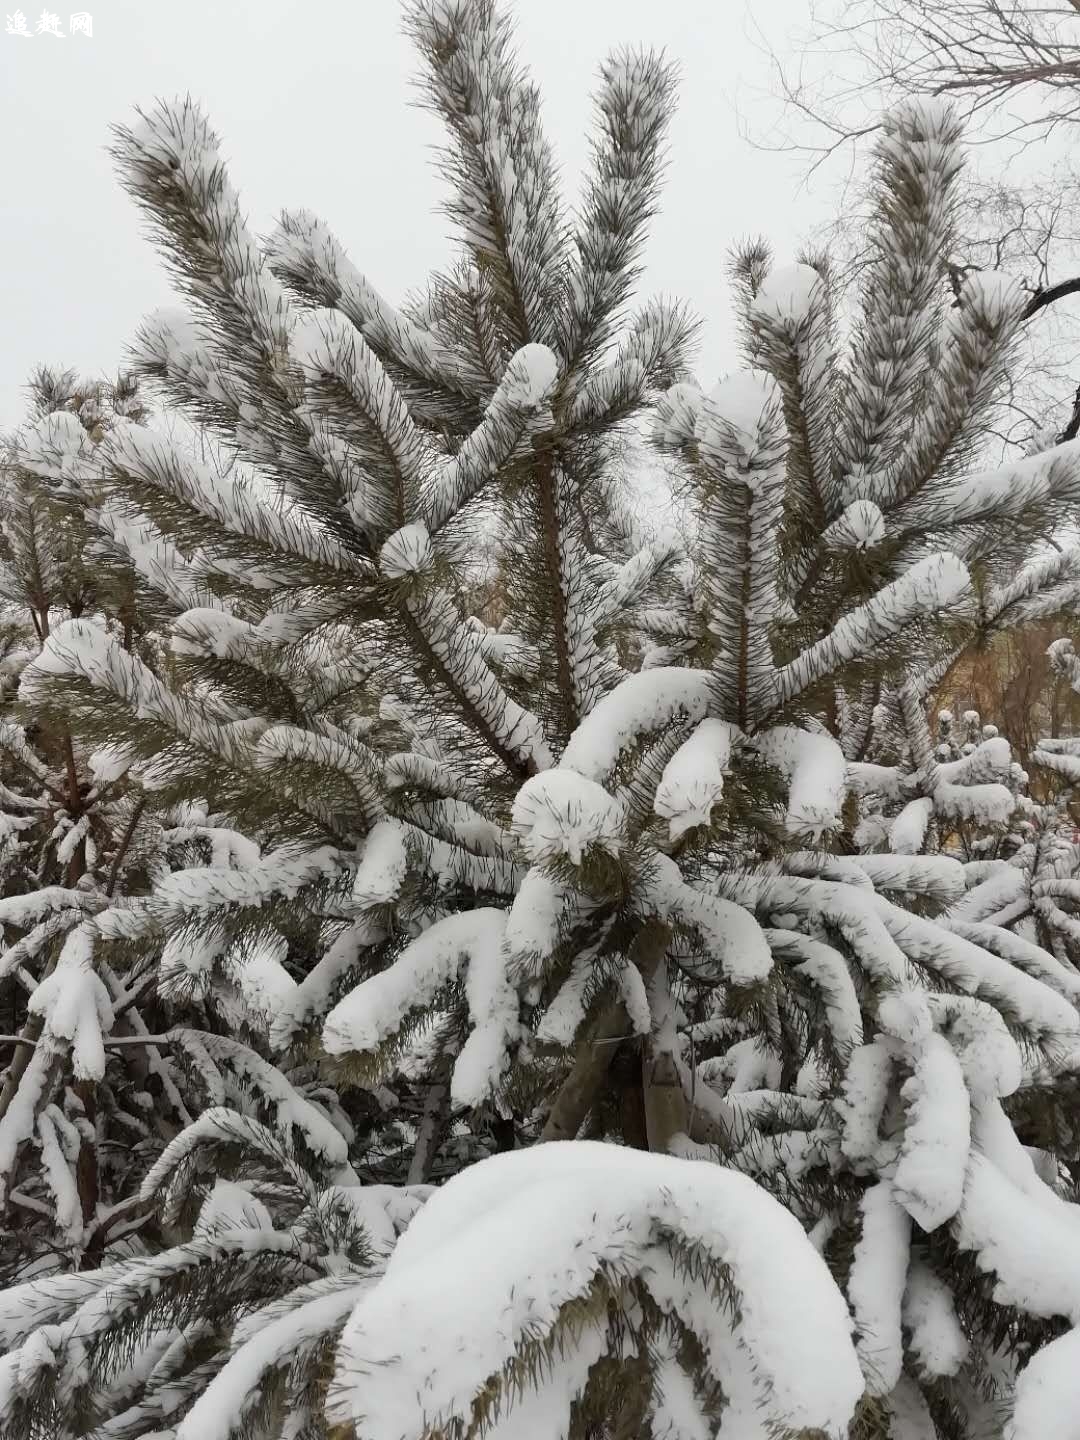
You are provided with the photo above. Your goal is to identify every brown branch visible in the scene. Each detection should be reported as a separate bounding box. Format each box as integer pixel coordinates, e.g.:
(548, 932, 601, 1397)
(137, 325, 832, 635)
(934, 58, 1080, 95)
(74, 1077, 99, 1242)
(400, 608, 533, 785)
(535, 446, 579, 743)
(1023, 274, 1080, 319)
(106, 796, 146, 897)
(0, 1032, 179, 1052)
(407, 1079, 451, 1184)
(1058, 382, 1080, 443)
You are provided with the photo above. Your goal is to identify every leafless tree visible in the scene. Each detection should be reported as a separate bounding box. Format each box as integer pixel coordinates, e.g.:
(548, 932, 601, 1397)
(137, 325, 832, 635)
(752, 0, 1080, 447)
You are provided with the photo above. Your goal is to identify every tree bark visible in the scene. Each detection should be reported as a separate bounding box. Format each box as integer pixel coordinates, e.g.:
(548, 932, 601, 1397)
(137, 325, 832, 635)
(408, 1067, 452, 1184)
(642, 1040, 689, 1153)
(539, 997, 628, 1143)
(636, 924, 688, 1153)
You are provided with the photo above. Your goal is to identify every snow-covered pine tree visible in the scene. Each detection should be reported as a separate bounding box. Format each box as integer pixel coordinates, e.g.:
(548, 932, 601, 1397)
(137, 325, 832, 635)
(8, 9, 1080, 1440)
(846, 689, 1024, 863)
(0, 372, 368, 1294)
(0, 367, 187, 1277)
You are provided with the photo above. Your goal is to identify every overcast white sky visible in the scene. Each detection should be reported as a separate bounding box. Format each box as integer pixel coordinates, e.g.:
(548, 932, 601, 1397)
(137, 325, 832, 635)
(0, 0, 837, 430)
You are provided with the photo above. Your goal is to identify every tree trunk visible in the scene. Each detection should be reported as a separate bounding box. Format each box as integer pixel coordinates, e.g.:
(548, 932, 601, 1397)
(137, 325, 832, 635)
(633, 919, 689, 1154)
(540, 997, 628, 1143)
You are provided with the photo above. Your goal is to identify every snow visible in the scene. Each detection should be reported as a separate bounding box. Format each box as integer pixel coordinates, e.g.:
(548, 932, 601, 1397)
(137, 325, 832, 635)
(193, 1179, 273, 1240)
(766, 929, 863, 1052)
(955, 1150, 1080, 1322)
(938, 438, 1080, 527)
(18, 411, 96, 489)
(511, 770, 625, 864)
(649, 1339, 712, 1440)
(839, 1041, 895, 1169)
(887, 1375, 937, 1440)
(695, 371, 782, 461)
(208, 1037, 349, 1164)
(934, 780, 1015, 826)
(170, 608, 258, 661)
(534, 949, 595, 1045)
(618, 959, 652, 1036)
(36, 1110, 82, 1251)
(752, 726, 846, 839)
(273, 916, 385, 1043)
(328, 1142, 862, 1439)
(453, 920, 520, 1105)
(903, 1262, 969, 1379)
(175, 1278, 374, 1440)
(780, 553, 970, 702)
(891, 1033, 970, 1230)
(171, 1030, 225, 1107)
(950, 919, 1080, 1005)
(927, 995, 1022, 1101)
(87, 742, 138, 785)
(1008, 1326, 1080, 1440)
(159, 927, 226, 998)
(854, 853, 967, 903)
(889, 797, 934, 855)
(848, 1180, 911, 1395)
(101, 424, 366, 578)
(652, 381, 703, 449)
(498, 342, 559, 407)
(29, 924, 114, 1081)
(877, 990, 932, 1046)
(874, 896, 1080, 1041)
(847, 762, 904, 801)
(962, 268, 1025, 320)
(824, 499, 886, 552)
(751, 262, 822, 327)
(0, 1043, 63, 1206)
(482, 1318, 609, 1440)
(351, 820, 410, 909)
(266, 207, 455, 395)
(947, 864, 1027, 924)
(935, 735, 1012, 784)
(0, 886, 93, 930)
(559, 668, 712, 782)
(504, 869, 578, 977)
(405, 585, 553, 773)
(152, 846, 344, 919)
(230, 932, 296, 1034)
(379, 522, 433, 579)
(646, 855, 773, 985)
(323, 908, 508, 1096)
